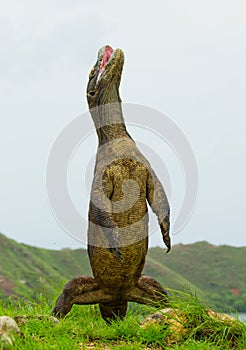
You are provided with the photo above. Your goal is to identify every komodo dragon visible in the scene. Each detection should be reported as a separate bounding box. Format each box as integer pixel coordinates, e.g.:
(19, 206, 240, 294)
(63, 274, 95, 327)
(53, 45, 171, 321)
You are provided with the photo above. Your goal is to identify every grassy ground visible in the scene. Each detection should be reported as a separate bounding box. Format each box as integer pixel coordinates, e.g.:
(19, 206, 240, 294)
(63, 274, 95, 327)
(1, 290, 245, 349)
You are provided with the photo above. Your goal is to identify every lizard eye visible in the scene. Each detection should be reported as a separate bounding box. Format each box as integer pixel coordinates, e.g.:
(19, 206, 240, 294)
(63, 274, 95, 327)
(88, 90, 96, 97)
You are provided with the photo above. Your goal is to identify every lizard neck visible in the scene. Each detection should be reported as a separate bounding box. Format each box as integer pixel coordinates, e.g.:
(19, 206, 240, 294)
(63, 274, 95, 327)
(90, 84, 131, 146)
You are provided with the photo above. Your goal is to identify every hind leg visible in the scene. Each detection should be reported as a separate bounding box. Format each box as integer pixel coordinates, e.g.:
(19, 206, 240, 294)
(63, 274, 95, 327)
(125, 275, 168, 306)
(53, 276, 113, 317)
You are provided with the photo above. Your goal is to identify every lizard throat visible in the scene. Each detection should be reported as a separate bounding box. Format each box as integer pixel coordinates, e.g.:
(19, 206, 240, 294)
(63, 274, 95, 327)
(89, 102, 131, 145)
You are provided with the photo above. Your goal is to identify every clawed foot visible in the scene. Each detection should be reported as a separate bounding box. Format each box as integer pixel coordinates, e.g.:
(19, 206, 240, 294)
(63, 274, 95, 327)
(125, 275, 169, 306)
(53, 290, 73, 318)
(109, 246, 122, 260)
(107, 231, 122, 260)
(53, 276, 113, 318)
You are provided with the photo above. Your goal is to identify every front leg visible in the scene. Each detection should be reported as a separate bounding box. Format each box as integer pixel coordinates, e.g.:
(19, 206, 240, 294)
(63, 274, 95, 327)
(53, 276, 113, 317)
(89, 167, 122, 260)
(146, 169, 171, 253)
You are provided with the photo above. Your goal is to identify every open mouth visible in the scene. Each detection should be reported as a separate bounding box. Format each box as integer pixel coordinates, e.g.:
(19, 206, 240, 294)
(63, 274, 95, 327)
(97, 46, 114, 82)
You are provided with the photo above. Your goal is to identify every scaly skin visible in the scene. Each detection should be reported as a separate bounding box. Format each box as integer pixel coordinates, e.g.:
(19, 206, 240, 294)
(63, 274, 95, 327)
(53, 46, 171, 321)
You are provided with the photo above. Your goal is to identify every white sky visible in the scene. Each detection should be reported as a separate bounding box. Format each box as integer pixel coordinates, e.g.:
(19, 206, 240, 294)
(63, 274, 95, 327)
(0, 0, 246, 249)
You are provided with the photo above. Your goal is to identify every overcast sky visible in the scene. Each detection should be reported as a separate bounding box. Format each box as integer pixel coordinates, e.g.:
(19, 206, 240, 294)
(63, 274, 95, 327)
(0, 0, 246, 249)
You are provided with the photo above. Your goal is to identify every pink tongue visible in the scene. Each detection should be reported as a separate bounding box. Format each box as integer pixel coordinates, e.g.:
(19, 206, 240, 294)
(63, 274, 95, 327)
(97, 46, 114, 81)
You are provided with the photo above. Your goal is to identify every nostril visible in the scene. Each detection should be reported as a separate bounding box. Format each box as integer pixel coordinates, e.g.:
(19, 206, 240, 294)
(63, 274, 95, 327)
(89, 91, 96, 97)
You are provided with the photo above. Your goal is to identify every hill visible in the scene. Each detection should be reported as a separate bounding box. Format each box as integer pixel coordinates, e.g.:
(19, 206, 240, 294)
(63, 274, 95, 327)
(148, 242, 246, 312)
(0, 233, 245, 312)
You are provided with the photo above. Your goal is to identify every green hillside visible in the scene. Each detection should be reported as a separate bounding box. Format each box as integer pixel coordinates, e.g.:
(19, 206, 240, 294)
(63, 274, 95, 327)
(148, 242, 246, 312)
(0, 233, 245, 312)
(0, 233, 91, 300)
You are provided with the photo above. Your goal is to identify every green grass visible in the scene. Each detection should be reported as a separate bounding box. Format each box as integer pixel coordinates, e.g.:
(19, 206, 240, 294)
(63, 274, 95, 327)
(1, 290, 245, 349)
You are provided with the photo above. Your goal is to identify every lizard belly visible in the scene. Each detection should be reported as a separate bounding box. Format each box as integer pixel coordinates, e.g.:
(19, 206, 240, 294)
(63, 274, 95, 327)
(88, 239, 148, 297)
(88, 148, 150, 298)
(88, 214, 148, 297)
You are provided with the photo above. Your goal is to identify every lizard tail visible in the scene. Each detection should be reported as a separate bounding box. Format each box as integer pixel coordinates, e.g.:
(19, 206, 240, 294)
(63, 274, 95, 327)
(99, 302, 127, 322)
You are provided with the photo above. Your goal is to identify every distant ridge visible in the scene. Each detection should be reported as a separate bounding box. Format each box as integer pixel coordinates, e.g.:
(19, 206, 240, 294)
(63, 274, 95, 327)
(0, 233, 245, 312)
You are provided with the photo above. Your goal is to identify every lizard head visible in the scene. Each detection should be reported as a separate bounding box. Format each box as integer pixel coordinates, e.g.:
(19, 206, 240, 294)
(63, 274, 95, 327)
(87, 45, 124, 109)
